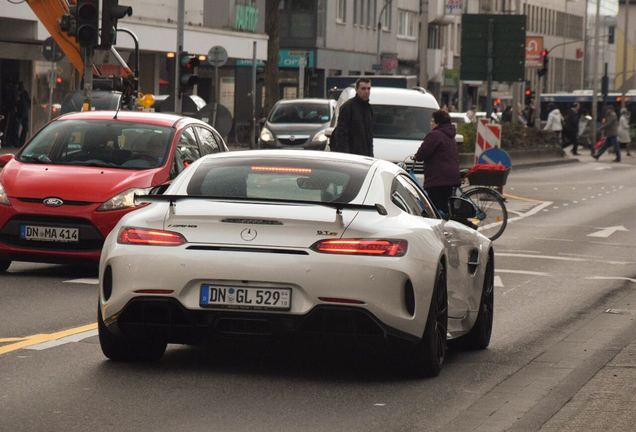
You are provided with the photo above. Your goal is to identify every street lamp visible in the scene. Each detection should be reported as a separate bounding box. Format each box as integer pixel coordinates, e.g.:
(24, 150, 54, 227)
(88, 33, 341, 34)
(376, 0, 392, 71)
(561, 0, 576, 92)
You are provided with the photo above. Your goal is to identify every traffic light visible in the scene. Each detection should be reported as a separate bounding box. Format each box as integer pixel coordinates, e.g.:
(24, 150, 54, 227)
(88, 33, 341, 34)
(524, 87, 534, 105)
(100, 0, 133, 49)
(75, 0, 99, 48)
(178, 52, 200, 94)
(608, 26, 615, 44)
(538, 49, 549, 78)
(601, 75, 609, 99)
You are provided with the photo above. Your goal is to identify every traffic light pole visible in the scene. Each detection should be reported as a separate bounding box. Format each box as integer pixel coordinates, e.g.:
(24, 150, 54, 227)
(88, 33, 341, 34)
(591, 0, 601, 143)
(82, 47, 93, 111)
(486, 18, 494, 120)
(174, 0, 184, 114)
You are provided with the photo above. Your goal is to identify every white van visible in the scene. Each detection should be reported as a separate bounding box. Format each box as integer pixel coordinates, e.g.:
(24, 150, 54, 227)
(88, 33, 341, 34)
(328, 86, 463, 164)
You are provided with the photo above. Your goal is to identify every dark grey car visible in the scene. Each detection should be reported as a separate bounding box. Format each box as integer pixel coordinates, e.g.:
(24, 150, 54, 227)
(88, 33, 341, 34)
(259, 99, 336, 150)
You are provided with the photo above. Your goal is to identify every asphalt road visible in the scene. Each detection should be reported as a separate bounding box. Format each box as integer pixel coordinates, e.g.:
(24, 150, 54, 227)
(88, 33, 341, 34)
(1, 155, 635, 432)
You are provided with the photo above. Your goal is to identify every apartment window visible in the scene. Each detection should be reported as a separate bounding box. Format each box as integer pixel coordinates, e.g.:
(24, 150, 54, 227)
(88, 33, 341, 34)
(398, 9, 416, 38)
(353, 0, 358, 24)
(360, 0, 365, 26)
(366, 0, 372, 27)
(382, 1, 391, 30)
(336, 0, 346, 23)
(373, 0, 377, 30)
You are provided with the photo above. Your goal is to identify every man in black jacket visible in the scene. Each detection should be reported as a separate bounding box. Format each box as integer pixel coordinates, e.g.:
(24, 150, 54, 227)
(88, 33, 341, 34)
(333, 78, 374, 156)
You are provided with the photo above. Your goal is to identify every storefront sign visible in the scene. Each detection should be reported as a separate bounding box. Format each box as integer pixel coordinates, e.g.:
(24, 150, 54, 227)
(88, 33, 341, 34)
(525, 36, 544, 68)
(279, 50, 315, 68)
(234, 3, 259, 33)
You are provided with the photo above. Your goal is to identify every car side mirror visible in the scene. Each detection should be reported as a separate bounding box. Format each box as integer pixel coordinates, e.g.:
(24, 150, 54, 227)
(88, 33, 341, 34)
(0, 154, 15, 168)
(149, 182, 171, 195)
(448, 197, 477, 220)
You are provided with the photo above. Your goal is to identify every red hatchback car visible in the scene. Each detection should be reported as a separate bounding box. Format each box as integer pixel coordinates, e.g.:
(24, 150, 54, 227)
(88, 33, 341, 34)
(0, 110, 228, 271)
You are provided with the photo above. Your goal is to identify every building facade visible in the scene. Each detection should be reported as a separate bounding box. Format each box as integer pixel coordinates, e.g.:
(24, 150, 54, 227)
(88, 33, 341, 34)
(0, 0, 269, 143)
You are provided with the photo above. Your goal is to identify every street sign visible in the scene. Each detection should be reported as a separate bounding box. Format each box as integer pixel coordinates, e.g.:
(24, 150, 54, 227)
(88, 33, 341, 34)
(478, 148, 512, 169)
(42, 37, 65, 62)
(460, 14, 526, 82)
(207, 45, 228, 67)
(525, 36, 544, 68)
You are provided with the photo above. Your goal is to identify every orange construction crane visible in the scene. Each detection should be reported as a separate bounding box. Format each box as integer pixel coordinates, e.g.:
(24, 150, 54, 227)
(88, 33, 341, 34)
(26, 0, 84, 72)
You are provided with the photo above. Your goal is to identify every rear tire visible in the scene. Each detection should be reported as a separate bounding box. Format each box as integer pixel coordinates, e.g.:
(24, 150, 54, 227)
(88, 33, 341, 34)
(0, 260, 10, 272)
(462, 187, 508, 241)
(98, 304, 166, 362)
(453, 254, 494, 350)
(403, 262, 448, 377)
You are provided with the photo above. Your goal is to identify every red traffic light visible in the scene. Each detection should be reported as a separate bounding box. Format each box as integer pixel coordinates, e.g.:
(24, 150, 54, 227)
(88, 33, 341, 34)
(541, 49, 549, 58)
(524, 88, 532, 97)
(55, 76, 63, 85)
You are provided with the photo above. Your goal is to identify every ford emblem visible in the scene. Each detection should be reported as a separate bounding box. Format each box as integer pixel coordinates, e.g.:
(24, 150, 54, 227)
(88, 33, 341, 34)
(43, 197, 64, 207)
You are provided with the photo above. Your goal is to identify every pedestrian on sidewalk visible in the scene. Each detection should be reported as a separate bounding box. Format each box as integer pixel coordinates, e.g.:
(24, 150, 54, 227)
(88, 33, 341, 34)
(577, 110, 594, 155)
(563, 103, 580, 155)
(594, 106, 621, 162)
(413, 109, 460, 215)
(618, 107, 631, 157)
(16, 82, 30, 148)
(332, 78, 374, 157)
(543, 103, 563, 146)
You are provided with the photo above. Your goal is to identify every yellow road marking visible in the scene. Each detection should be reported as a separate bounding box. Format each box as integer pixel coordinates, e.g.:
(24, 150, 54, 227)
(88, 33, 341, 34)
(503, 193, 544, 203)
(0, 337, 28, 343)
(0, 323, 97, 356)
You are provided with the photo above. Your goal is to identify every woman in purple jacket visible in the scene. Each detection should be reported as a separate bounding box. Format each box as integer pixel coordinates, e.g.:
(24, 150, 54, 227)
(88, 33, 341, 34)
(413, 109, 461, 214)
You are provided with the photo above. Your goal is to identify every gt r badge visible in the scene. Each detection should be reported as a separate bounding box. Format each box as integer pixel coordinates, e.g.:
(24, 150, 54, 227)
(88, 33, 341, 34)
(317, 230, 338, 236)
(240, 228, 257, 241)
(43, 197, 64, 207)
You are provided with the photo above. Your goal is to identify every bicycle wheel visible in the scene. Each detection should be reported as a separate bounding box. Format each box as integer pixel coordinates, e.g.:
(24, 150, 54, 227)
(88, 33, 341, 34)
(462, 187, 508, 241)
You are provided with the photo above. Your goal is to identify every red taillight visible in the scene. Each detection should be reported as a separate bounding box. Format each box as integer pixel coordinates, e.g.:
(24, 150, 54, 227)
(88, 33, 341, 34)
(117, 227, 186, 246)
(311, 239, 407, 257)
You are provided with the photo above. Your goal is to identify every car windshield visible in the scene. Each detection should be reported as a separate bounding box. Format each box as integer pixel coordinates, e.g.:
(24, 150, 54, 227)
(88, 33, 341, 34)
(373, 105, 435, 140)
(18, 119, 174, 170)
(269, 103, 331, 124)
(187, 158, 370, 204)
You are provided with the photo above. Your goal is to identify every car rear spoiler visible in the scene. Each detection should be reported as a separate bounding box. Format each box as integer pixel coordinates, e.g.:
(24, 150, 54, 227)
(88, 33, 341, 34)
(135, 194, 388, 215)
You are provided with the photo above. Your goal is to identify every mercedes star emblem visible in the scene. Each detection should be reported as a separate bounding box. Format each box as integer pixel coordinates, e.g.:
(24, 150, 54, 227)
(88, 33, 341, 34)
(240, 228, 257, 241)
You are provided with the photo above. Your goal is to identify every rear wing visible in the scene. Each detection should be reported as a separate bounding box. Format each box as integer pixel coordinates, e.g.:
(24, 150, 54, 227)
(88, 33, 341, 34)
(135, 194, 388, 215)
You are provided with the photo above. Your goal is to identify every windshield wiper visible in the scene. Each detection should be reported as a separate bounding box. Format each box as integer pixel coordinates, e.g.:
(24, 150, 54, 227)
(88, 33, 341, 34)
(19, 154, 51, 164)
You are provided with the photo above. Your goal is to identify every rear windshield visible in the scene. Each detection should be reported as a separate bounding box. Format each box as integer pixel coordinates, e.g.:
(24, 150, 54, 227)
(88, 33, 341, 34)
(187, 158, 370, 204)
(18, 119, 174, 169)
(373, 105, 435, 140)
(269, 103, 331, 124)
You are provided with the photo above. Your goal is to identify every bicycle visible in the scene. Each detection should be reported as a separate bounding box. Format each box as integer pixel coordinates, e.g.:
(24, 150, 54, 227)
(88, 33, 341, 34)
(400, 157, 508, 241)
(456, 168, 508, 241)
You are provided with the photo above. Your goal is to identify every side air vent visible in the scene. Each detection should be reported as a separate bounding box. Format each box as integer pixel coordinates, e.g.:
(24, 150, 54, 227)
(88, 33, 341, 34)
(468, 249, 480, 274)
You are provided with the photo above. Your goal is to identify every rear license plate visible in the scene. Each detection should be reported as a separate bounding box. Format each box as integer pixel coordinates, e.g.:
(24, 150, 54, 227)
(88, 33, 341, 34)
(200, 285, 291, 311)
(19, 225, 79, 243)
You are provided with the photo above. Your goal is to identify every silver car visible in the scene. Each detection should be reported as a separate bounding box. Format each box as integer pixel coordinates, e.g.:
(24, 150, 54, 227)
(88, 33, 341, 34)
(259, 98, 336, 150)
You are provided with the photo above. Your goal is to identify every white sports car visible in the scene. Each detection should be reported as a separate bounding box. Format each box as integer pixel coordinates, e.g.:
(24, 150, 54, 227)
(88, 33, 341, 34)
(98, 150, 494, 377)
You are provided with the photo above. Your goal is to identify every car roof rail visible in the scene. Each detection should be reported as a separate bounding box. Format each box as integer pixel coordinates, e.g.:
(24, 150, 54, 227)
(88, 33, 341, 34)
(412, 86, 428, 94)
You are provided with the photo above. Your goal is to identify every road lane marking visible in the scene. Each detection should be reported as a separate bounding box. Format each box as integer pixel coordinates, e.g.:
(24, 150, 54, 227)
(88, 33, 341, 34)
(497, 253, 631, 265)
(0, 337, 28, 343)
(495, 269, 550, 276)
(26, 329, 98, 350)
(0, 323, 97, 356)
(533, 238, 574, 242)
(63, 278, 99, 285)
(587, 225, 629, 238)
(494, 276, 504, 288)
(503, 193, 543, 203)
(585, 276, 636, 283)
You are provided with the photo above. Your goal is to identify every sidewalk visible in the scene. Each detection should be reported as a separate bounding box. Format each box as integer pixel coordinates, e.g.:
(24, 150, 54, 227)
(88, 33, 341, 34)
(539, 334, 636, 431)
